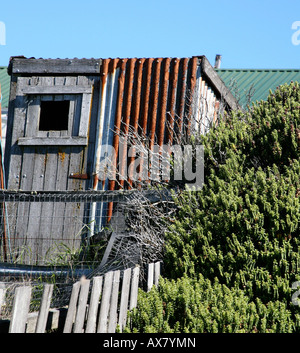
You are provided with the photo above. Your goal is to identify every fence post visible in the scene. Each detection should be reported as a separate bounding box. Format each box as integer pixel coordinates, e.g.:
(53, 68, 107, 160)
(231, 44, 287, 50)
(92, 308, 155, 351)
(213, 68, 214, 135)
(9, 286, 32, 333)
(118, 267, 131, 332)
(97, 271, 113, 333)
(85, 276, 103, 333)
(35, 283, 54, 333)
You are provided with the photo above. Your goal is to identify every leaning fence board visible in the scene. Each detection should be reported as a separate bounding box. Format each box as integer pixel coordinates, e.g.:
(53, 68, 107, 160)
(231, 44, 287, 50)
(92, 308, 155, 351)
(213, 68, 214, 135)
(9, 286, 32, 333)
(108, 270, 120, 333)
(129, 266, 140, 310)
(118, 267, 132, 332)
(63, 281, 81, 333)
(85, 276, 103, 333)
(97, 271, 113, 333)
(35, 283, 54, 333)
(73, 278, 90, 333)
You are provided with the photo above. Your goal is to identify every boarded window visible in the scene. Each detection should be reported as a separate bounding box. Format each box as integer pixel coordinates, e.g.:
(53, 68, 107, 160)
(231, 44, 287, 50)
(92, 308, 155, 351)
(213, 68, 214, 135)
(39, 100, 70, 131)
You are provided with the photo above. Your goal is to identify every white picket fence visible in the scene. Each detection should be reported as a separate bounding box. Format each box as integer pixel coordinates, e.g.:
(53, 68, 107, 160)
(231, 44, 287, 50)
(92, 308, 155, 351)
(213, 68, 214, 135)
(0, 261, 161, 333)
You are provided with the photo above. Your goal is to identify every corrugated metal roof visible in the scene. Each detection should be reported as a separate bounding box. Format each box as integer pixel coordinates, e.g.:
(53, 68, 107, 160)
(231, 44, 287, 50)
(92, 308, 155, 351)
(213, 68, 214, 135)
(0, 66, 10, 108)
(216, 69, 300, 108)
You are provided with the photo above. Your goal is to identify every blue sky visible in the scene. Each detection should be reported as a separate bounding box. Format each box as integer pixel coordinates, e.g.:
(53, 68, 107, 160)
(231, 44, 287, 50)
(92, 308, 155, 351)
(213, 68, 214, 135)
(0, 0, 300, 68)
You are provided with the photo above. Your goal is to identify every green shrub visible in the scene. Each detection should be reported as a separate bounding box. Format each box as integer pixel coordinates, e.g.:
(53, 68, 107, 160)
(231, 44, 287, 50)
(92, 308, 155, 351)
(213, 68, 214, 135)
(127, 82, 300, 333)
(125, 275, 298, 333)
(164, 82, 300, 306)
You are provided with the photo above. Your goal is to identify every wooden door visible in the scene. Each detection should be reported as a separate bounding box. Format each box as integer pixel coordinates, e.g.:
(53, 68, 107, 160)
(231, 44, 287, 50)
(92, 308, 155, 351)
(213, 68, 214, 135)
(5, 75, 95, 264)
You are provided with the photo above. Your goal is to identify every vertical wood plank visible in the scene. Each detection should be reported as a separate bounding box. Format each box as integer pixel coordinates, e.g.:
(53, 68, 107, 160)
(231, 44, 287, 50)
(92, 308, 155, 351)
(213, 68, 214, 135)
(79, 93, 92, 137)
(35, 283, 54, 333)
(97, 271, 113, 333)
(108, 270, 120, 333)
(147, 262, 154, 292)
(154, 261, 161, 287)
(118, 268, 131, 332)
(85, 276, 103, 333)
(63, 281, 81, 333)
(129, 266, 140, 310)
(38, 146, 57, 262)
(73, 277, 90, 333)
(25, 151, 47, 263)
(9, 286, 32, 333)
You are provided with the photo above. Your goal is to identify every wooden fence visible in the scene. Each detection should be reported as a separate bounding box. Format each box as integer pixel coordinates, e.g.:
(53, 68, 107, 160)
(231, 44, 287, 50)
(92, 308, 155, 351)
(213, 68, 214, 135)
(0, 261, 161, 333)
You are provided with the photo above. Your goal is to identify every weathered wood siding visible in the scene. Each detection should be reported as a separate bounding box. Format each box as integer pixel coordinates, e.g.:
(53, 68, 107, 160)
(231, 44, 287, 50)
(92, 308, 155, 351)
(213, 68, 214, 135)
(4, 71, 100, 264)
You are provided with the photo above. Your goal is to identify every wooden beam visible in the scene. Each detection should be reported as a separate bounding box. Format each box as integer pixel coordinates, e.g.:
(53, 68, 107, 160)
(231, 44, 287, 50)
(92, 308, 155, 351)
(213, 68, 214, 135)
(18, 136, 88, 146)
(9, 58, 102, 75)
(19, 85, 93, 95)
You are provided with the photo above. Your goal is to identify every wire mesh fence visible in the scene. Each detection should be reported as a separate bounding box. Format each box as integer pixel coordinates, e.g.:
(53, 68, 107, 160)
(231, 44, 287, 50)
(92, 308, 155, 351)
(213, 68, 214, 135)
(0, 188, 173, 278)
(0, 190, 128, 266)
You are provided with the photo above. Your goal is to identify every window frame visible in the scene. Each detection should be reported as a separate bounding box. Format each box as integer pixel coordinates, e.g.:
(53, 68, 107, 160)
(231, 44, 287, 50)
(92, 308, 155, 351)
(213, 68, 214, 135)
(17, 84, 92, 146)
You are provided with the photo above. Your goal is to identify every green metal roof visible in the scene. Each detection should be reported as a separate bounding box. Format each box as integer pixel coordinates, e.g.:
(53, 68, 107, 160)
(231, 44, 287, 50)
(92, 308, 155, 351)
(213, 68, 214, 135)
(215, 69, 300, 108)
(0, 66, 10, 109)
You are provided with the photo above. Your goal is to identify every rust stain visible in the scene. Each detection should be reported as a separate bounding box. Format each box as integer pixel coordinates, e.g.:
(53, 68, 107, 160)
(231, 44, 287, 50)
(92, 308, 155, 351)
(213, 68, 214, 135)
(149, 58, 162, 151)
(118, 58, 136, 189)
(58, 148, 66, 165)
(141, 58, 153, 135)
(128, 58, 145, 187)
(176, 58, 188, 139)
(100, 58, 109, 91)
(44, 152, 48, 168)
(165, 58, 180, 145)
(157, 57, 170, 147)
(186, 56, 198, 136)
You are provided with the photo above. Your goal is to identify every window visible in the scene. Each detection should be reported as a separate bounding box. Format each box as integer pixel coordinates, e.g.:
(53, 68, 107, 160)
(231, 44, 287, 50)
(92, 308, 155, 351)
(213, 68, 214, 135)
(39, 100, 70, 131)
(17, 81, 92, 146)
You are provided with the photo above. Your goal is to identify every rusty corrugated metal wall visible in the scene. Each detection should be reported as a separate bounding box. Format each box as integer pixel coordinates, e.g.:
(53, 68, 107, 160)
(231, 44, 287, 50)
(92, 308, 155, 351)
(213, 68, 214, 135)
(94, 56, 220, 184)
(92, 56, 221, 220)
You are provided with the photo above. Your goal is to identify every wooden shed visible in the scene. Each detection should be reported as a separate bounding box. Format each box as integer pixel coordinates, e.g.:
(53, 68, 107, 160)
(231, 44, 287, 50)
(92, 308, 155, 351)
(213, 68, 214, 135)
(2, 56, 238, 264)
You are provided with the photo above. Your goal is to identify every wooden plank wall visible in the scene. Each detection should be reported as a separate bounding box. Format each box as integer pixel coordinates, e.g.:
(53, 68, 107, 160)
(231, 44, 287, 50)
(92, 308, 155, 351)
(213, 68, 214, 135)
(0, 262, 161, 333)
(4, 74, 100, 264)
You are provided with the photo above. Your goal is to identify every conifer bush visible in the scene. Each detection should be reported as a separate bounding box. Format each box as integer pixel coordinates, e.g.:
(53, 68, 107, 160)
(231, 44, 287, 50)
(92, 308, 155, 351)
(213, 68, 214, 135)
(164, 83, 300, 301)
(126, 82, 300, 332)
(125, 275, 297, 333)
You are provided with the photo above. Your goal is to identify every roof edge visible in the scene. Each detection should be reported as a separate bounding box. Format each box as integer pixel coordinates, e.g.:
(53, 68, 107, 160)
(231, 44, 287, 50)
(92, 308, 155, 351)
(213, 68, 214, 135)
(201, 57, 240, 111)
